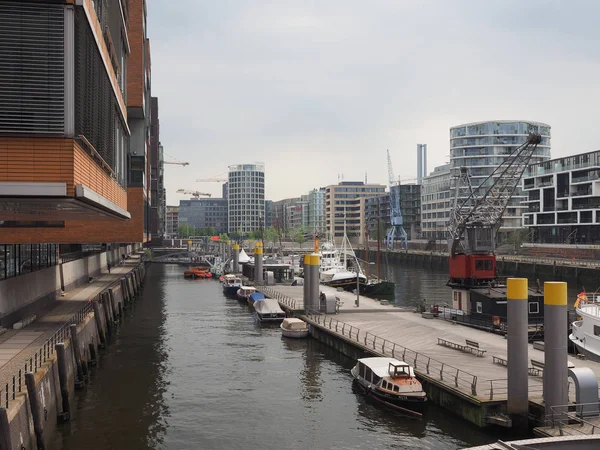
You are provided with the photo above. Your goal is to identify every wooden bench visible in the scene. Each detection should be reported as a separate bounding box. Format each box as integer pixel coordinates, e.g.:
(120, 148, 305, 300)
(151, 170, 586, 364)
(465, 339, 487, 357)
(437, 338, 486, 357)
(492, 355, 507, 366)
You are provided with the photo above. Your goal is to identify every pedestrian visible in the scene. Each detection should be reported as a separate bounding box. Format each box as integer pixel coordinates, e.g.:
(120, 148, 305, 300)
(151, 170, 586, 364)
(107, 262, 111, 274)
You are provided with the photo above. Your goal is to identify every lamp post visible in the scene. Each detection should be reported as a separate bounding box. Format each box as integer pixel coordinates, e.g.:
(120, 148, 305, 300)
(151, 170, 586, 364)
(353, 257, 374, 307)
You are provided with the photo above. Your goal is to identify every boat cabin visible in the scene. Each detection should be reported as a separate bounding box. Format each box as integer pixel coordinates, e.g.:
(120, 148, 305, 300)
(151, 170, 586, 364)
(355, 357, 416, 387)
(388, 361, 413, 379)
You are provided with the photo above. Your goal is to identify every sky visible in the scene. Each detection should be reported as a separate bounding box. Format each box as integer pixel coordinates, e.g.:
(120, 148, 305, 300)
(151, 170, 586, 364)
(148, 0, 600, 203)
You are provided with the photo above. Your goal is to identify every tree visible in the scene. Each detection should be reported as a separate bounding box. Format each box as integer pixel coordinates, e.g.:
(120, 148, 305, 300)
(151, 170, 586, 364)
(506, 229, 528, 254)
(264, 226, 278, 251)
(177, 224, 195, 238)
(219, 233, 229, 242)
(295, 228, 306, 248)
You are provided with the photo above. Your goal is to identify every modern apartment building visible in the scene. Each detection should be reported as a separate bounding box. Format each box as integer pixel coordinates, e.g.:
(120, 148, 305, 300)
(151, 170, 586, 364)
(421, 164, 452, 240)
(308, 188, 326, 234)
(450, 121, 551, 233)
(272, 197, 301, 232)
(0, 0, 153, 280)
(179, 199, 228, 234)
(166, 206, 179, 238)
(227, 163, 265, 235)
(264, 200, 273, 228)
(325, 182, 386, 244)
(523, 150, 600, 244)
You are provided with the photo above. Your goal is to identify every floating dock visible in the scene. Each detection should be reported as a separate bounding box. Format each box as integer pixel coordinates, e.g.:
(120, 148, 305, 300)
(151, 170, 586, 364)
(255, 283, 600, 432)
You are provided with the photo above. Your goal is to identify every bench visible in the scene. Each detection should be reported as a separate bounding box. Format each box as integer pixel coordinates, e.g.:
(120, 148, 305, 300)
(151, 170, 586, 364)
(492, 355, 507, 366)
(529, 359, 544, 376)
(437, 338, 486, 357)
(466, 339, 487, 357)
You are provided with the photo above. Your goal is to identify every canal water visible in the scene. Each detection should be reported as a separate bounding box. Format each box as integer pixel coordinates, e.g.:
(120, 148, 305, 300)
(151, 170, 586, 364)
(51, 264, 503, 450)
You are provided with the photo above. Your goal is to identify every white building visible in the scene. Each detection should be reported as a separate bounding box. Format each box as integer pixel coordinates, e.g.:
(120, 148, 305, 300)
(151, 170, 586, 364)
(308, 188, 326, 234)
(420, 164, 452, 240)
(450, 121, 551, 234)
(227, 163, 265, 235)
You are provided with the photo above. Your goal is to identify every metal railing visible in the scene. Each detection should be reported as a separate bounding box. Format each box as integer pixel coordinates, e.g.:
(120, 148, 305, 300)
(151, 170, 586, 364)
(304, 308, 480, 396)
(546, 403, 600, 435)
(482, 379, 544, 401)
(255, 285, 298, 310)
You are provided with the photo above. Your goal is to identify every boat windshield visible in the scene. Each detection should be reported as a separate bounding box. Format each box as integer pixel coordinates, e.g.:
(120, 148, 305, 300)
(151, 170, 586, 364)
(388, 362, 411, 378)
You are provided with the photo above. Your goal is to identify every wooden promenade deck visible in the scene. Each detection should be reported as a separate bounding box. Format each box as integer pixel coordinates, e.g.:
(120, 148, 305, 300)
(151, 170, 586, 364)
(256, 283, 600, 429)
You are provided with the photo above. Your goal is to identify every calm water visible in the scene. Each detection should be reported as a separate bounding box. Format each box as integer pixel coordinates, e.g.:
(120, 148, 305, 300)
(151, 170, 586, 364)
(52, 264, 505, 450)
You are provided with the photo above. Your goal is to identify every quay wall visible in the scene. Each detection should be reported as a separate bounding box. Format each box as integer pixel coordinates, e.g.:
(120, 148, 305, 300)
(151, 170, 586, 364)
(0, 246, 134, 328)
(307, 320, 505, 427)
(1, 264, 146, 450)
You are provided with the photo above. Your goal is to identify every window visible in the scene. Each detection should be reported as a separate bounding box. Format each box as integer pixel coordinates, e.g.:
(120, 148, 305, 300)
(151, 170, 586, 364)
(593, 325, 600, 337)
(476, 302, 482, 314)
(529, 302, 539, 314)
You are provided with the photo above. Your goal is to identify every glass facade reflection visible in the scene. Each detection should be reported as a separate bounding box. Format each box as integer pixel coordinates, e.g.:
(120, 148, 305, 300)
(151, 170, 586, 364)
(449, 121, 551, 233)
(0, 244, 59, 280)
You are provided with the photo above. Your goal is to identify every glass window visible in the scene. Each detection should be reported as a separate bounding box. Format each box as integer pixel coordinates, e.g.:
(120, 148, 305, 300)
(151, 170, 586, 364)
(529, 302, 539, 314)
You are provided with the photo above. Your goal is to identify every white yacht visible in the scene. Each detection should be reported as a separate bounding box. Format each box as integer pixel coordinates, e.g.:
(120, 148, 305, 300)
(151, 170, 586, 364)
(570, 293, 600, 362)
(318, 233, 367, 291)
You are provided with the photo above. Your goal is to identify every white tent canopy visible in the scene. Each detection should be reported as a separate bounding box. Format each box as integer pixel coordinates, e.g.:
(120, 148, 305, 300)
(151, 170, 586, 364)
(238, 248, 250, 263)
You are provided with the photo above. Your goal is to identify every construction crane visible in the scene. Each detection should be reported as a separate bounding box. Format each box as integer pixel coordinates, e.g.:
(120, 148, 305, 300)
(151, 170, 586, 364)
(176, 189, 211, 199)
(386, 150, 408, 250)
(447, 132, 542, 287)
(196, 178, 227, 182)
(165, 161, 190, 166)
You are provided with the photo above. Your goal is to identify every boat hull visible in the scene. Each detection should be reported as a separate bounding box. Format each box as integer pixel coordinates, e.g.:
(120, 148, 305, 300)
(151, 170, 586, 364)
(223, 285, 240, 297)
(364, 281, 395, 297)
(257, 312, 286, 322)
(281, 328, 309, 338)
(569, 334, 600, 362)
(323, 278, 368, 292)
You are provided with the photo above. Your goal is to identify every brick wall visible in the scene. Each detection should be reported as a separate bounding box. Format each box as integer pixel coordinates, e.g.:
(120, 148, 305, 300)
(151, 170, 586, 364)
(126, 0, 144, 108)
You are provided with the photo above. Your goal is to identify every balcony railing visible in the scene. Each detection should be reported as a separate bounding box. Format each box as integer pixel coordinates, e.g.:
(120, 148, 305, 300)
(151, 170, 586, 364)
(572, 173, 600, 183)
(571, 190, 592, 197)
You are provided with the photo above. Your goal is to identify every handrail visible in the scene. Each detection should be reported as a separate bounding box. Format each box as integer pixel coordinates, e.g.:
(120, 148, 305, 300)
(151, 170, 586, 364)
(303, 307, 479, 396)
(547, 402, 600, 434)
(254, 284, 298, 310)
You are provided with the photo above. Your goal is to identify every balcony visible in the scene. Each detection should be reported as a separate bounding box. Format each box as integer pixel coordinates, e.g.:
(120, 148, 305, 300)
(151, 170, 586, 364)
(572, 172, 600, 184)
(571, 189, 592, 197)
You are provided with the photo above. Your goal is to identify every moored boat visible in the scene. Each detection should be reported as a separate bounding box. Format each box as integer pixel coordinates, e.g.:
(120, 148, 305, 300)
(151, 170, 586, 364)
(351, 357, 426, 408)
(184, 267, 211, 278)
(280, 318, 308, 338)
(254, 298, 286, 322)
(222, 274, 242, 297)
(237, 286, 256, 301)
(570, 292, 600, 362)
(248, 291, 266, 306)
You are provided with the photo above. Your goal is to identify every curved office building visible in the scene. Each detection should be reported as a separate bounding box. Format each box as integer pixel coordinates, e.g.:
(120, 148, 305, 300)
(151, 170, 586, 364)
(450, 121, 551, 233)
(228, 163, 265, 235)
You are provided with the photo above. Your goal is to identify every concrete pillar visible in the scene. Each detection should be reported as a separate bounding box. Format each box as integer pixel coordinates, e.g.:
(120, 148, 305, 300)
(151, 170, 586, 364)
(310, 254, 320, 313)
(255, 242, 263, 284)
(507, 278, 529, 426)
(544, 281, 568, 419)
(92, 300, 106, 347)
(69, 324, 85, 387)
(233, 243, 240, 273)
(303, 254, 311, 311)
(0, 406, 12, 450)
(55, 343, 71, 421)
(25, 372, 45, 450)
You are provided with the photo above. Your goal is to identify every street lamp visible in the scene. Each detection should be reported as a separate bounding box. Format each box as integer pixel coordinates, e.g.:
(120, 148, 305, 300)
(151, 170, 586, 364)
(353, 256, 375, 307)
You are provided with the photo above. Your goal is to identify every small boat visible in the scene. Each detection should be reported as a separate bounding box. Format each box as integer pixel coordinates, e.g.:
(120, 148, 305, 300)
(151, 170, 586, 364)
(363, 279, 395, 297)
(248, 291, 266, 306)
(570, 291, 600, 362)
(222, 274, 242, 297)
(351, 357, 426, 408)
(280, 318, 308, 338)
(237, 286, 256, 301)
(184, 267, 211, 279)
(254, 298, 286, 322)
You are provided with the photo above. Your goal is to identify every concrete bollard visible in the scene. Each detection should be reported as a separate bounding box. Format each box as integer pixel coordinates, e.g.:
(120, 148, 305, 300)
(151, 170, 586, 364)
(303, 255, 311, 311)
(0, 406, 12, 450)
(92, 300, 106, 348)
(544, 281, 568, 419)
(88, 343, 97, 366)
(25, 372, 46, 450)
(507, 278, 529, 428)
(69, 324, 85, 388)
(55, 343, 71, 422)
(309, 254, 320, 313)
(255, 243, 263, 284)
(233, 243, 240, 273)
(101, 294, 113, 336)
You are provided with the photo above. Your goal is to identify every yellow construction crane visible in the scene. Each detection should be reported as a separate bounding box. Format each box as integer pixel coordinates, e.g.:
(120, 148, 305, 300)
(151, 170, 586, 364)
(196, 178, 226, 182)
(165, 161, 190, 166)
(176, 189, 211, 199)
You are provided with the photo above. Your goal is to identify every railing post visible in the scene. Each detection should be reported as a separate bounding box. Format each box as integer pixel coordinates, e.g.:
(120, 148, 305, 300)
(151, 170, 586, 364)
(426, 357, 430, 375)
(381, 339, 385, 353)
(455, 369, 459, 388)
(356, 328, 359, 341)
(471, 376, 477, 396)
(364, 331, 368, 345)
(342, 323, 345, 335)
(392, 343, 396, 358)
(440, 363, 444, 381)
(414, 353, 418, 368)
(489, 380, 493, 400)
(373, 336, 376, 350)
(335, 322, 338, 332)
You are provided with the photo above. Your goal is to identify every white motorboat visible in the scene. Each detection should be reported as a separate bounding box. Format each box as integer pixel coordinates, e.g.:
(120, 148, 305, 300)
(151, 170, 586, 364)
(236, 286, 256, 301)
(280, 318, 308, 338)
(253, 298, 286, 322)
(222, 274, 242, 297)
(569, 292, 600, 362)
(318, 228, 368, 291)
(351, 357, 427, 408)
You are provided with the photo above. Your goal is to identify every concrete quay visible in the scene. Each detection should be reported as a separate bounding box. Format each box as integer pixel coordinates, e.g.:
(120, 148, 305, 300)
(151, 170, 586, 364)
(255, 283, 600, 432)
(0, 254, 146, 450)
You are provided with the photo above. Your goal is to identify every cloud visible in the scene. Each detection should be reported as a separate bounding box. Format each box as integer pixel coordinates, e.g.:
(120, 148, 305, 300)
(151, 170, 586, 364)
(148, 0, 600, 202)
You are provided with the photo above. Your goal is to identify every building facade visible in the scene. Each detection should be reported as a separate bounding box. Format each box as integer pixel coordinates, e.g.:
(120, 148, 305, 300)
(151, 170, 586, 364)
(166, 206, 179, 238)
(450, 121, 551, 233)
(523, 150, 600, 244)
(308, 188, 326, 234)
(264, 200, 273, 229)
(149, 98, 165, 244)
(179, 199, 228, 235)
(272, 197, 300, 233)
(325, 182, 386, 243)
(227, 164, 265, 235)
(420, 164, 452, 240)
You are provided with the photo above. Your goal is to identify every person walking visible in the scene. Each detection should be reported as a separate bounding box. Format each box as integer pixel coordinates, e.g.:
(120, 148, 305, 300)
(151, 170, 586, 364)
(107, 262, 111, 274)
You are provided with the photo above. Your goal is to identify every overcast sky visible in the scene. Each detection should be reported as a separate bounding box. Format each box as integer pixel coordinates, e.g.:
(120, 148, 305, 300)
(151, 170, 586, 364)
(148, 0, 600, 203)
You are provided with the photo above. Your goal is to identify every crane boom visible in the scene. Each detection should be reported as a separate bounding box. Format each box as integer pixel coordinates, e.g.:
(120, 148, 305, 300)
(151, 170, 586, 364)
(176, 189, 211, 198)
(165, 161, 190, 166)
(196, 178, 227, 182)
(448, 132, 542, 257)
